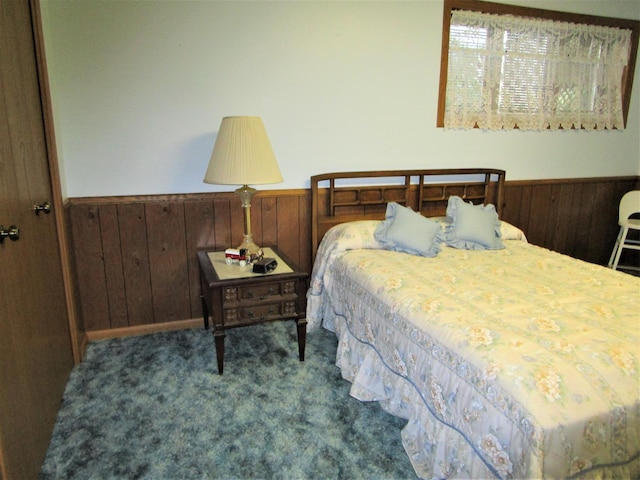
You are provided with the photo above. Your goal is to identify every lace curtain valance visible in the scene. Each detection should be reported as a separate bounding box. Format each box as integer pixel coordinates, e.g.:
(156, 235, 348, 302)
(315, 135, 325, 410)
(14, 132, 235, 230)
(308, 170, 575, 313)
(444, 10, 632, 130)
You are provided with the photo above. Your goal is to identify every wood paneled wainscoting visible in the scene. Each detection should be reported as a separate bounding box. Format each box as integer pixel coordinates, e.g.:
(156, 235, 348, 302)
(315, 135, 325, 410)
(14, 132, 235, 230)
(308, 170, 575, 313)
(503, 176, 639, 266)
(66, 190, 310, 343)
(66, 176, 638, 342)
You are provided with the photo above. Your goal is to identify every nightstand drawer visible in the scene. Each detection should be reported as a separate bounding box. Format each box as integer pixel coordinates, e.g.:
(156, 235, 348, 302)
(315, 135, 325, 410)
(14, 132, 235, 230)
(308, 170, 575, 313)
(223, 280, 297, 305)
(223, 300, 299, 326)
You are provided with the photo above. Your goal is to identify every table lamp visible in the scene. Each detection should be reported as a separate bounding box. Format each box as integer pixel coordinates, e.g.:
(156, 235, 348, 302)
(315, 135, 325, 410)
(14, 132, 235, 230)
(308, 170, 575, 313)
(204, 116, 283, 254)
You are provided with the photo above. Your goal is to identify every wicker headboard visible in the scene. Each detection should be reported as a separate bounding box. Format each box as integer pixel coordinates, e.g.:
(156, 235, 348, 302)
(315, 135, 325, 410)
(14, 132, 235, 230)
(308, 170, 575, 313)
(311, 168, 505, 260)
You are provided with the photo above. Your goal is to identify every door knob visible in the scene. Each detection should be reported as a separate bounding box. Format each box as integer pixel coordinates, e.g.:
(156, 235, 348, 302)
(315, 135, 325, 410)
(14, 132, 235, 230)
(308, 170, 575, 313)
(0, 225, 20, 243)
(33, 201, 51, 215)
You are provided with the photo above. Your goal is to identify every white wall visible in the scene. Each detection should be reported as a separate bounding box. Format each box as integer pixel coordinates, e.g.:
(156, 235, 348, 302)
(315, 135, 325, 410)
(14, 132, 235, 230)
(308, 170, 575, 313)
(40, 0, 640, 198)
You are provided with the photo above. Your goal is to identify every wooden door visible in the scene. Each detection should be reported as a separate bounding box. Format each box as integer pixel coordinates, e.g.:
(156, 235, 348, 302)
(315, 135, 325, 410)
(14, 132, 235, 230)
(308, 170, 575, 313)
(0, 1, 74, 478)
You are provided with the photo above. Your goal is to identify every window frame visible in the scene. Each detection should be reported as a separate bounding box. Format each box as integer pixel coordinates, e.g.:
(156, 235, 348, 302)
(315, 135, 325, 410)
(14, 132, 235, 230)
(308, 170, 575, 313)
(436, 0, 640, 129)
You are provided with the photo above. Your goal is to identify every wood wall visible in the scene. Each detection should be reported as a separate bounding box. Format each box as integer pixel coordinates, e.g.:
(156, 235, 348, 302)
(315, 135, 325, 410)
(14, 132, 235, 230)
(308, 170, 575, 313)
(66, 176, 638, 338)
(502, 176, 638, 265)
(66, 191, 310, 337)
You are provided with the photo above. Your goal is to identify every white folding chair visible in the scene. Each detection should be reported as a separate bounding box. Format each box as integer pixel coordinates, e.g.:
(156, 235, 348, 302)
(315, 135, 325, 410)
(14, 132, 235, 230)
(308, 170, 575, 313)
(608, 190, 640, 272)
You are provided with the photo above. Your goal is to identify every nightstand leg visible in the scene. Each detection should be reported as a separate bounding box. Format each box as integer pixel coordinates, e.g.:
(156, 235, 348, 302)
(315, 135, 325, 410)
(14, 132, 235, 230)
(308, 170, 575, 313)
(296, 318, 307, 362)
(214, 330, 225, 374)
(200, 294, 209, 330)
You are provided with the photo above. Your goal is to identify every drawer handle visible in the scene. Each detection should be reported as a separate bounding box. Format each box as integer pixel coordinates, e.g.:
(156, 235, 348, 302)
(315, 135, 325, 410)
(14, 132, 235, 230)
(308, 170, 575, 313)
(258, 288, 276, 300)
(247, 309, 274, 320)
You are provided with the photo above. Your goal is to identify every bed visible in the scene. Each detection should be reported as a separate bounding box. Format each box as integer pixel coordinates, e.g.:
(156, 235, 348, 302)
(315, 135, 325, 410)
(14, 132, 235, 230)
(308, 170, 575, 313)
(306, 169, 639, 479)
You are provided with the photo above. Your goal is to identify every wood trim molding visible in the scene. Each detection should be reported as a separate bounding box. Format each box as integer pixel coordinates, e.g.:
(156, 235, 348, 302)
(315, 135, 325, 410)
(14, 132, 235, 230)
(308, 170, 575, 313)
(86, 318, 202, 341)
(505, 175, 639, 186)
(66, 188, 310, 207)
(31, 0, 83, 363)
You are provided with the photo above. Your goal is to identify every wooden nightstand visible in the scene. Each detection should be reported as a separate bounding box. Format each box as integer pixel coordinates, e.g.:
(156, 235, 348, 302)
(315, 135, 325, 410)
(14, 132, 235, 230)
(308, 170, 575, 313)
(197, 247, 308, 374)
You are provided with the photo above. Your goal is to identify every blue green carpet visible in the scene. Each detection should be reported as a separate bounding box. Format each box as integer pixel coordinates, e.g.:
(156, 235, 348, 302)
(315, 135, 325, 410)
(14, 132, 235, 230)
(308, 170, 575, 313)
(40, 321, 417, 479)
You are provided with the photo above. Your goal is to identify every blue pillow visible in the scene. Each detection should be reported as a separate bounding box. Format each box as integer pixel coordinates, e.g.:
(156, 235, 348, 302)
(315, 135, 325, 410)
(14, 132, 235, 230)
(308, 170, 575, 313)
(374, 202, 444, 257)
(445, 196, 504, 250)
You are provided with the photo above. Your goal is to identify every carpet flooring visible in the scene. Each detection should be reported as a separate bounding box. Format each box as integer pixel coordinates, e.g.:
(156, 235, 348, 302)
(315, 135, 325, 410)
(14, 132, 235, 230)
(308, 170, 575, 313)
(40, 321, 417, 479)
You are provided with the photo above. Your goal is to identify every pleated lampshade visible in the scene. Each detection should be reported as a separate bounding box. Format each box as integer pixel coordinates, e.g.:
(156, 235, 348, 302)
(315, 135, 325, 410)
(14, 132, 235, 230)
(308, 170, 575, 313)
(204, 116, 283, 186)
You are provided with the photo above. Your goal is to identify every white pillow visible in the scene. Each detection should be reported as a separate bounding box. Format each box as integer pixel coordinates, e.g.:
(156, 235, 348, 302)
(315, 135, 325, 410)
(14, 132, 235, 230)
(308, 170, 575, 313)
(430, 216, 527, 242)
(444, 196, 504, 250)
(374, 202, 444, 257)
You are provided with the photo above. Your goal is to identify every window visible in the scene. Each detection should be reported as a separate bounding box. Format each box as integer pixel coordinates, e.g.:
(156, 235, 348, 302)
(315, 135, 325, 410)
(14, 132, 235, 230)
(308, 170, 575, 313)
(437, 0, 640, 130)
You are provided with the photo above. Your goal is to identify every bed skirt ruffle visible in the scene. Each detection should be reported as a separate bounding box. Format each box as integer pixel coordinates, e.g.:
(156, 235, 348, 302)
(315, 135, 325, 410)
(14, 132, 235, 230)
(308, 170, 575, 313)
(325, 307, 502, 479)
(323, 303, 640, 480)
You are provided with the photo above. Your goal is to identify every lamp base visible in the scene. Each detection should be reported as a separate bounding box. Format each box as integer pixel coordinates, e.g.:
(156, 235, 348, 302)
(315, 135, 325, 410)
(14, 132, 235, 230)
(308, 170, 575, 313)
(235, 184, 261, 255)
(237, 235, 261, 255)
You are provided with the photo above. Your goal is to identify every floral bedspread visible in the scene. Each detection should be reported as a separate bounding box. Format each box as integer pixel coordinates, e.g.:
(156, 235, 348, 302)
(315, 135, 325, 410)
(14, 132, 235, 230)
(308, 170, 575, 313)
(307, 221, 640, 479)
